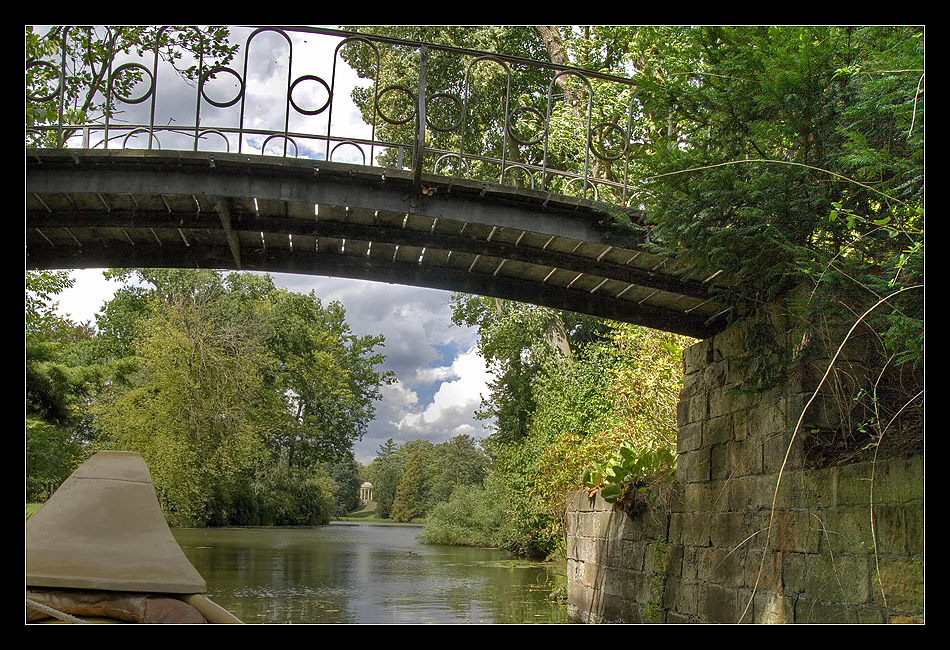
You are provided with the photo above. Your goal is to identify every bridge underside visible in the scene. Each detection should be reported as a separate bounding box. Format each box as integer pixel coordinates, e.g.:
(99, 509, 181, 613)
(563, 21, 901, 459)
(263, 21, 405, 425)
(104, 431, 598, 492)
(26, 149, 731, 339)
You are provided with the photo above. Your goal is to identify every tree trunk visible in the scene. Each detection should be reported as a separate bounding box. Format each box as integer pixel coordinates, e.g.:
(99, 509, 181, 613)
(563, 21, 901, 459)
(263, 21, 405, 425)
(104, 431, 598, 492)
(535, 26, 603, 184)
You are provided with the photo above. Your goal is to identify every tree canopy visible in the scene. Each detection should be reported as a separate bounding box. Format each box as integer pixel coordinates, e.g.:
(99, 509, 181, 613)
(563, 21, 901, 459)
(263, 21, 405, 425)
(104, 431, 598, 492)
(25, 269, 392, 525)
(365, 435, 488, 522)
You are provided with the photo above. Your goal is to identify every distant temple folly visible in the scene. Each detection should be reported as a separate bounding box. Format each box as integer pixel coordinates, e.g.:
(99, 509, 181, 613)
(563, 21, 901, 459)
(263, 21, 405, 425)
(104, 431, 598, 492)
(360, 482, 373, 503)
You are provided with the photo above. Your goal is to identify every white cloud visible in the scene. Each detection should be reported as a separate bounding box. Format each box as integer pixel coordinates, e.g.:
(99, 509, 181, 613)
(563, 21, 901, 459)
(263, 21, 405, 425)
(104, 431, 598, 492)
(392, 346, 492, 444)
(52, 269, 125, 324)
(380, 380, 419, 413)
(411, 364, 458, 385)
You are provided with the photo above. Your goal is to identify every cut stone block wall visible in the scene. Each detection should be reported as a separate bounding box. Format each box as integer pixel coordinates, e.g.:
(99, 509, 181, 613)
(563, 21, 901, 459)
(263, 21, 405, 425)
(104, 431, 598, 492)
(566, 316, 924, 624)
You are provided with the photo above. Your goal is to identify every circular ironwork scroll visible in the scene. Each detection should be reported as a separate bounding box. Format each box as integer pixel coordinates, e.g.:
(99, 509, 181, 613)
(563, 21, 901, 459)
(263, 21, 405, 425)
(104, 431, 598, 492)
(110, 62, 154, 105)
(121, 128, 161, 149)
(329, 141, 367, 165)
(376, 85, 416, 126)
(507, 105, 545, 146)
(196, 129, 231, 152)
(433, 152, 470, 177)
(289, 75, 332, 116)
(500, 164, 537, 189)
(200, 66, 245, 108)
(26, 60, 62, 103)
(425, 92, 464, 133)
(563, 176, 598, 201)
(588, 121, 628, 161)
(262, 134, 299, 157)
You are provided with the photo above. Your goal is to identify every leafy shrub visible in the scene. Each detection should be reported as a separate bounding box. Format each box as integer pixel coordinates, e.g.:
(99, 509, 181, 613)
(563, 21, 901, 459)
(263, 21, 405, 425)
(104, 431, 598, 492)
(254, 464, 336, 526)
(420, 484, 506, 547)
(583, 440, 676, 517)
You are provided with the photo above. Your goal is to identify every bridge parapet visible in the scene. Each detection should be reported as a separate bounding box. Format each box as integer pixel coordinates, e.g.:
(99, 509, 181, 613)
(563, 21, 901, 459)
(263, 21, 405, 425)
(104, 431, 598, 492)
(26, 26, 645, 205)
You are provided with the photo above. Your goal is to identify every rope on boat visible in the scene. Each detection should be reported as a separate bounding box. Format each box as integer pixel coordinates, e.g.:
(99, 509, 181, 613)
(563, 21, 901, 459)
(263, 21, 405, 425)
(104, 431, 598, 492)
(26, 597, 90, 624)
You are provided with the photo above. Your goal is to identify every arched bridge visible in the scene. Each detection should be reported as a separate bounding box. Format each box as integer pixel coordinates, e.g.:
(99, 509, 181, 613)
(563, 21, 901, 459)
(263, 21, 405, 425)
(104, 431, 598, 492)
(25, 26, 732, 339)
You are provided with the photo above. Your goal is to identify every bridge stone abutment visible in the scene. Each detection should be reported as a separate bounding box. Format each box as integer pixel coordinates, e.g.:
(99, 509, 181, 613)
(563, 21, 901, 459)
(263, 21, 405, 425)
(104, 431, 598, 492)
(566, 310, 924, 623)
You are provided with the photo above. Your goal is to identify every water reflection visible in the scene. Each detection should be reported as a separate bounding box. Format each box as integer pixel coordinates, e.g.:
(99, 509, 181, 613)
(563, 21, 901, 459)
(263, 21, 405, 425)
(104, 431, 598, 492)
(173, 522, 567, 624)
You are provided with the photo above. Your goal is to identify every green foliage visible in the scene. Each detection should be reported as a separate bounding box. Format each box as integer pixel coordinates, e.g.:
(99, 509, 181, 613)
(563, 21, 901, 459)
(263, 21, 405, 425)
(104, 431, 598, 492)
(367, 438, 402, 520)
(93, 289, 270, 523)
(34, 268, 394, 526)
(25, 271, 113, 499)
(582, 440, 676, 515)
(450, 295, 609, 443)
(389, 446, 425, 522)
(422, 434, 487, 509)
(635, 26, 923, 364)
(26, 270, 74, 338)
(262, 288, 394, 467)
(252, 463, 336, 527)
(458, 312, 690, 558)
(420, 484, 506, 547)
(340, 26, 552, 178)
(368, 435, 489, 523)
(26, 418, 83, 501)
(478, 437, 558, 558)
(328, 451, 364, 516)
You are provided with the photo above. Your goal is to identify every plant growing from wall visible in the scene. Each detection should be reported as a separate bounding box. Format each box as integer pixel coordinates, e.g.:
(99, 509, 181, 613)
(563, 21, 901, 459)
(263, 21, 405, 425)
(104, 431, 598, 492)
(582, 439, 676, 518)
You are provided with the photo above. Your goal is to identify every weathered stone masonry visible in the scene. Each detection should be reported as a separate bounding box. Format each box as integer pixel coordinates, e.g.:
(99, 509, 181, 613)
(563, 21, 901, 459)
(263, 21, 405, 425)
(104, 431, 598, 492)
(566, 316, 924, 623)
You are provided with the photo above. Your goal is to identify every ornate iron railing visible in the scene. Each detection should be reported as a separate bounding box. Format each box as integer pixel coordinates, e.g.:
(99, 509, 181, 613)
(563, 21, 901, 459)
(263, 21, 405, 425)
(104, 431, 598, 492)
(26, 26, 644, 204)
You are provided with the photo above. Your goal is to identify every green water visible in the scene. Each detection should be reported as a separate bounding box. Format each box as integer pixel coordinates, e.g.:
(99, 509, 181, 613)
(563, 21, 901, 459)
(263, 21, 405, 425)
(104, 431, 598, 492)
(173, 522, 567, 624)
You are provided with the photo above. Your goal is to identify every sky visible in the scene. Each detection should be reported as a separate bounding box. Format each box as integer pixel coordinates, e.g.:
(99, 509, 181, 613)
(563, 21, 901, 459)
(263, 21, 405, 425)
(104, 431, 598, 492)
(35, 26, 496, 465)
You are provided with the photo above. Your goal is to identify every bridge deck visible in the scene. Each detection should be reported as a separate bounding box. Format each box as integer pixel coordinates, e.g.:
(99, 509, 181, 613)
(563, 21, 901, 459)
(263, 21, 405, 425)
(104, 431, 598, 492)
(26, 149, 731, 338)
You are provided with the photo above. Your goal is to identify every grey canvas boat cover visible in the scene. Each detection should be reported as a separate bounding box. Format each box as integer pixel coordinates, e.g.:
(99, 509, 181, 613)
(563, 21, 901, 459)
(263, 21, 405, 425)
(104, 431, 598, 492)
(26, 451, 207, 594)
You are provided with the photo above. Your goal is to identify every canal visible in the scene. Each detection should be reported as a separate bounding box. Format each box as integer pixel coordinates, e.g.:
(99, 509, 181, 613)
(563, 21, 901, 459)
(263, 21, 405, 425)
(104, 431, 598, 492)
(173, 522, 568, 624)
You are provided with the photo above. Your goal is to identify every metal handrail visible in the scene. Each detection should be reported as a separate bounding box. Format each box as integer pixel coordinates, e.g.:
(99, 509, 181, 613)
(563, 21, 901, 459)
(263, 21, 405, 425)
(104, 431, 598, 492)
(25, 26, 643, 203)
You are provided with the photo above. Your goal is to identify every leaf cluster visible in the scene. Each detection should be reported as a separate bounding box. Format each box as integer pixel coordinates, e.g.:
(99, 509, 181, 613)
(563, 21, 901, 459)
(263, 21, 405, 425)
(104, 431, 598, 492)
(582, 440, 676, 516)
(637, 27, 923, 324)
(457, 306, 689, 557)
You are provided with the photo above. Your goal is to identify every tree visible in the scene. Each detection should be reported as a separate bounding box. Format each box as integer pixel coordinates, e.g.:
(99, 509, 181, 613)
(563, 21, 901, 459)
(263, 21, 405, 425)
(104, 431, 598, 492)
(635, 28, 923, 321)
(450, 294, 609, 443)
(365, 436, 489, 522)
(340, 27, 551, 177)
(328, 450, 363, 515)
(85, 269, 393, 525)
(26, 271, 73, 338)
(424, 434, 487, 509)
(263, 289, 394, 467)
(338, 25, 650, 200)
(93, 281, 271, 523)
(367, 438, 402, 519)
(420, 484, 505, 547)
(26, 328, 85, 501)
(389, 445, 424, 522)
(25, 271, 109, 499)
(253, 462, 336, 526)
